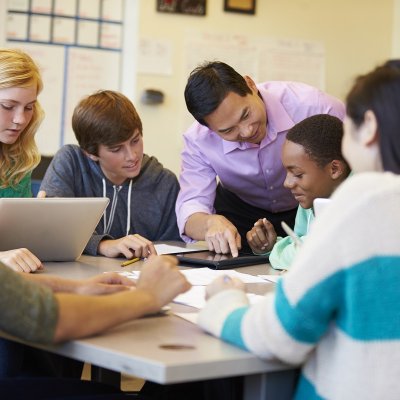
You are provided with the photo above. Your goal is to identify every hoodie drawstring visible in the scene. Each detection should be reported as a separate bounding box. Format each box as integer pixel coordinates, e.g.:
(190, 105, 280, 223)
(126, 179, 132, 235)
(102, 179, 107, 234)
(102, 178, 132, 236)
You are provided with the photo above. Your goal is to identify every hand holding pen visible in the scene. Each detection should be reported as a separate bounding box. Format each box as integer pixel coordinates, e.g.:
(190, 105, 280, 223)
(281, 221, 302, 248)
(246, 217, 277, 254)
(205, 274, 246, 300)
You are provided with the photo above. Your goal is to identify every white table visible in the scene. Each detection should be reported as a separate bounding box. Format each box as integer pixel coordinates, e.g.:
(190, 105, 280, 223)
(2, 250, 298, 399)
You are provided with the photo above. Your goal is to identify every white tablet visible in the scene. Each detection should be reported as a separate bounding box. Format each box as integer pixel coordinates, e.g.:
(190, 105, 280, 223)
(0, 197, 109, 261)
(313, 198, 332, 217)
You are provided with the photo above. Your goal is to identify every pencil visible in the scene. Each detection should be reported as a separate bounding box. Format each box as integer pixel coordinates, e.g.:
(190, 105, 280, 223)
(121, 257, 140, 267)
(281, 221, 302, 248)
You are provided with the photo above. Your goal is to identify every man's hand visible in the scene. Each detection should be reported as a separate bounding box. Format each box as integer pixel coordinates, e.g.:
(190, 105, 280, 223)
(204, 215, 241, 257)
(0, 248, 43, 273)
(136, 255, 191, 312)
(246, 218, 277, 254)
(98, 234, 157, 259)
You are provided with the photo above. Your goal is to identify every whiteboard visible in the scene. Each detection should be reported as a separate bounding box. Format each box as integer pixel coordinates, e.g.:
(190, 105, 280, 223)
(5, 0, 124, 155)
(185, 32, 325, 90)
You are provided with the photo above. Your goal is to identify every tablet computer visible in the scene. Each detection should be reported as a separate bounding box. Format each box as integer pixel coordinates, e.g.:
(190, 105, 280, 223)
(175, 250, 269, 270)
(313, 198, 332, 217)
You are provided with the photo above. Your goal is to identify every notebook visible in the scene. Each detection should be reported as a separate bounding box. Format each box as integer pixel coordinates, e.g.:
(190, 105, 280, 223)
(0, 197, 109, 261)
(175, 250, 269, 270)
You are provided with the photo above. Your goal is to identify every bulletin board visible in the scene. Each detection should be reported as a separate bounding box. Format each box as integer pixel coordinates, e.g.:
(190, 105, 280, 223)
(6, 0, 125, 155)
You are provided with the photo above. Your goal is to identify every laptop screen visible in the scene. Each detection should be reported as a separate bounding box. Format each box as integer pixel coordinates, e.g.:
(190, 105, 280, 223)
(0, 197, 109, 261)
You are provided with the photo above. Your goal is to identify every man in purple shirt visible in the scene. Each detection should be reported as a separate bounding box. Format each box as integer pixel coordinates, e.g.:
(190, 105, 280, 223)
(176, 61, 345, 256)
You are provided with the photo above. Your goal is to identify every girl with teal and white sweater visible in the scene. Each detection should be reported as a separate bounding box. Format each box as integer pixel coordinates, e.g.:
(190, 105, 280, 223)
(199, 63, 400, 399)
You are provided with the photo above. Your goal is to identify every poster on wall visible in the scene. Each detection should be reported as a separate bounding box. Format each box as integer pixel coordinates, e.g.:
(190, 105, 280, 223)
(184, 32, 325, 130)
(157, 0, 206, 16)
(0, 1, 6, 45)
(224, 0, 256, 15)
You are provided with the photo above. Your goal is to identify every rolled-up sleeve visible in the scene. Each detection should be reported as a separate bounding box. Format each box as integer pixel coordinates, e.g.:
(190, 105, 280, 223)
(0, 264, 58, 344)
(176, 129, 218, 241)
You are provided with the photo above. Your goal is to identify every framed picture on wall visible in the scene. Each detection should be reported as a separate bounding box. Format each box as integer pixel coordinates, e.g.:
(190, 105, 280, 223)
(224, 0, 256, 15)
(157, 0, 206, 16)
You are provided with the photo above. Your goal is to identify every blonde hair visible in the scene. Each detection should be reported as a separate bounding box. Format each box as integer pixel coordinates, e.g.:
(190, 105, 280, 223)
(0, 48, 44, 188)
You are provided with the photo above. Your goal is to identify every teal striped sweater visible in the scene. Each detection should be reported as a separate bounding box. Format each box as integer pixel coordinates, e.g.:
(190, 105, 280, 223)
(198, 172, 400, 400)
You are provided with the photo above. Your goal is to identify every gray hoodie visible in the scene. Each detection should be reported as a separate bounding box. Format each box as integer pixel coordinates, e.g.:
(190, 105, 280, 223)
(40, 144, 181, 255)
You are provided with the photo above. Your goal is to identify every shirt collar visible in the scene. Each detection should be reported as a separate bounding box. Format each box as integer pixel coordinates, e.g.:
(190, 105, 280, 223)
(259, 84, 295, 144)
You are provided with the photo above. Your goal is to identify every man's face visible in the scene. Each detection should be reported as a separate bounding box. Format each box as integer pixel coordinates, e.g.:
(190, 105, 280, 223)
(203, 77, 267, 144)
(88, 129, 144, 185)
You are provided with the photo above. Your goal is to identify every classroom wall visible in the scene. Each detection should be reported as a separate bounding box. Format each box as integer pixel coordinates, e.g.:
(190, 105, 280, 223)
(134, 0, 394, 176)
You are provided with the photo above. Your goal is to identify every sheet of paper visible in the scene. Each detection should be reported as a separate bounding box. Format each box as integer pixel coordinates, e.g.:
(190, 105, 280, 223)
(181, 268, 266, 285)
(174, 286, 207, 308)
(175, 312, 198, 324)
(258, 275, 281, 283)
(111, 268, 268, 310)
(137, 37, 173, 76)
(116, 271, 139, 279)
(174, 286, 265, 310)
(116, 268, 267, 285)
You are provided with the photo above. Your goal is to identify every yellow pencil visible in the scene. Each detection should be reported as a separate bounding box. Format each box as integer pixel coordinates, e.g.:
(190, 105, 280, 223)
(121, 257, 140, 267)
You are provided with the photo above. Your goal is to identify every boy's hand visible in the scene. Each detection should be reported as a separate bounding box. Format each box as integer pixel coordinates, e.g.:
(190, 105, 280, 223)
(98, 234, 157, 259)
(246, 218, 277, 254)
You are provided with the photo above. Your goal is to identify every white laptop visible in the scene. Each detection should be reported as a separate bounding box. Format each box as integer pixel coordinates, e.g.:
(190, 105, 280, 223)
(0, 197, 109, 261)
(313, 198, 332, 217)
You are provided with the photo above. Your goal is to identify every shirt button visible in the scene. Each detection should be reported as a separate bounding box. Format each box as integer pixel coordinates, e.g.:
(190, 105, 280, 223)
(272, 200, 276, 203)
(269, 186, 274, 190)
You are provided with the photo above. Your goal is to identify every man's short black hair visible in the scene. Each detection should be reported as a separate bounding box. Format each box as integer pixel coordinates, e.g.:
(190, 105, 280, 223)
(286, 114, 351, 175)
(184, 61, 251, 126)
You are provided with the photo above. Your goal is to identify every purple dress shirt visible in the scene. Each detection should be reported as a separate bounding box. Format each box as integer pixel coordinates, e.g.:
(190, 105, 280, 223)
(176, 81, 345, 241)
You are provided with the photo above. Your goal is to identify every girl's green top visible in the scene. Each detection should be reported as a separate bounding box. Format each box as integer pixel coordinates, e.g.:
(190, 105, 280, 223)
(0, 173, 32, 198)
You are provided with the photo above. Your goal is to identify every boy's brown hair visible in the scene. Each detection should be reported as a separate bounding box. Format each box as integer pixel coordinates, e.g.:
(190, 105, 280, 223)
(72, 90, 143, 156)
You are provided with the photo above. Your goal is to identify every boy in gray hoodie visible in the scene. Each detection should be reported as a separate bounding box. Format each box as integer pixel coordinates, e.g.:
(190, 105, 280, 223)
(41, 90, 181, 259)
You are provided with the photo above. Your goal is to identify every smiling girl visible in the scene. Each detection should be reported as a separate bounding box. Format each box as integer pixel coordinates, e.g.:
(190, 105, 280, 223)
(0, 48, 44, 272)
(0, 48, 43, 197)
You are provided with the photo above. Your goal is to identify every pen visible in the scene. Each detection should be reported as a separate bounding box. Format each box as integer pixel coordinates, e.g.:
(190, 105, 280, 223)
(121, 257, 140, 267)
(281, 221, 302, 248)
(279, 269, 288, 275)
(223, 274, 232, 283)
